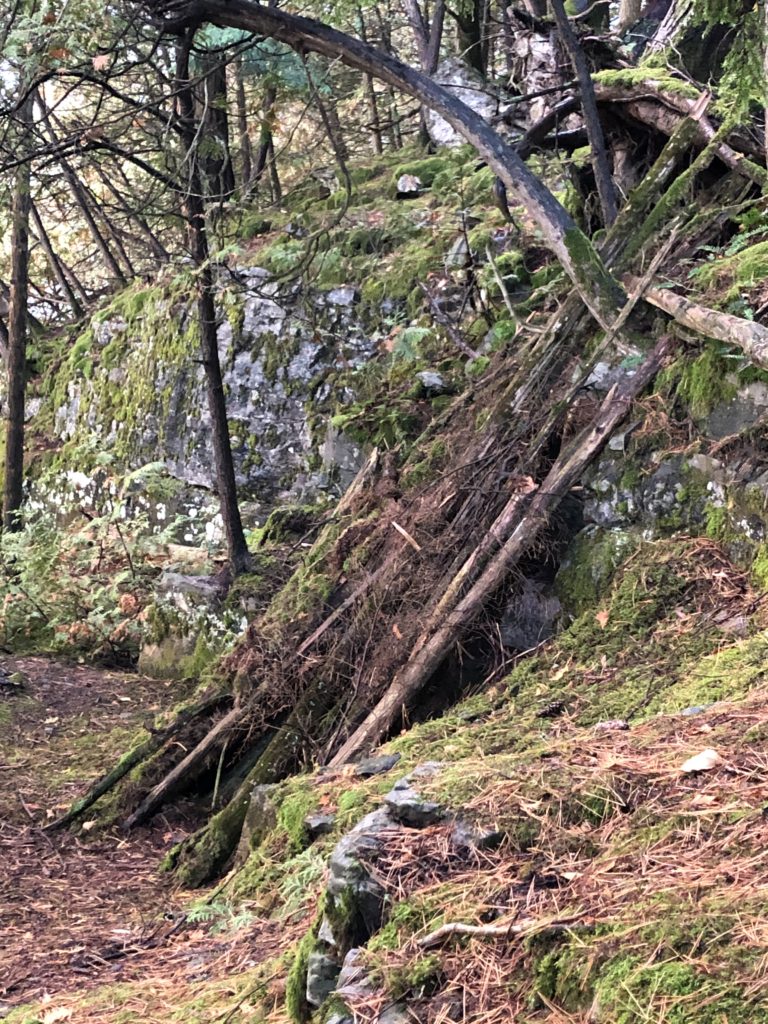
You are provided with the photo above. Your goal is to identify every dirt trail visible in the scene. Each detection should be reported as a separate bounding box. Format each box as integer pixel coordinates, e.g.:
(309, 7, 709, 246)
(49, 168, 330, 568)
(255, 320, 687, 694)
(0, 659, 199, 1007)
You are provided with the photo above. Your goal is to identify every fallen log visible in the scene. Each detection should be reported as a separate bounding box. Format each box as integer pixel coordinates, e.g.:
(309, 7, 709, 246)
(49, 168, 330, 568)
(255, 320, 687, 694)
(123, 703, 247, 829)
(593, 81, 767, 186)
(329, 334, 674, 765)
(625, 276, 768, 368)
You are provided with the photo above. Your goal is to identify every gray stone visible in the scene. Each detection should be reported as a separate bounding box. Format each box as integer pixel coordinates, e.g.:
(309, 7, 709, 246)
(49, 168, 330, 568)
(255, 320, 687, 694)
(407, 762, 443, 779)
(354, 753, 401, 777)
(445, 235, 470, 270)
(318, 915, 338, 948)
(593, 719, 630, 733)
(327, 809, 391, 937)
(500, 576, 561, 651)
(321, 424, 366, 491)
(415, 371, 449, 397)
(51, 264, 378, 520)
(236, 784, 278, 864)
(396, 173, 423, 197)
(326, 1014, 354, 1024)
(306, 951, 341, 1008)
(425, 59, 496, 147)
(451, 819, 505, 851)
(156, 572, 222, 614)
(335, 947, 376, 999)
(325, 286, 358, 307)
(679, 704, 713, 717)
(305, 812, 336, 838)
(385, 784, 444, 828)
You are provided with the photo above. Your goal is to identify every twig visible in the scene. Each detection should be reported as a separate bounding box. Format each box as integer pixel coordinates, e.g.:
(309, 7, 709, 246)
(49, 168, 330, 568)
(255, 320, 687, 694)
(391, 520, 422, 552)
(418, 916, 583, 948)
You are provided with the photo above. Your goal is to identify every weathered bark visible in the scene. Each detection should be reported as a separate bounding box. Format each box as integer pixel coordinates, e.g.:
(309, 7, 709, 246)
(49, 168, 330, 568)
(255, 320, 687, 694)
(45, 696, 231, 830)
(592, 83, 767, 187)
(176, 33, 251, 575)
(170, 687, 342, 886)
(147, 0, 628, 328)
(251, 84, 277, 189)
(627, 278, 768, 366)
(644, 0, 749, 81)
(3, 96, 33, 532)
(451, 0, 488, 73)
(124, 704, 246, 829)
(196, 48, 236, 199)
(329, 335, 673, 763)
(550, 0, 617, 225)
(618, 0, 642, 29)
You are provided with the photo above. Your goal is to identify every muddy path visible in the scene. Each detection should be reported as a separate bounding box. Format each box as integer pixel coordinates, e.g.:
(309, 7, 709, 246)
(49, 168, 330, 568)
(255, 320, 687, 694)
(0, 658, 199, 1007)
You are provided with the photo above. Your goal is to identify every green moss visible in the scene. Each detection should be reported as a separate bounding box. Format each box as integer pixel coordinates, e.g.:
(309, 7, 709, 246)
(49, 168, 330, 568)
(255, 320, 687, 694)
(704, 503, 729, 540)
(693, 240, 768, 299)
(392, 155, 451, 188)
(752, 542, 768, 589)
(593, 67, 700, 99)
(385, 953, 442, 1000)
(675, 346, 738, 419)
(277, 789, 317, 853)
(556, 528, 636, 618)
(286, 925, 320, 1023)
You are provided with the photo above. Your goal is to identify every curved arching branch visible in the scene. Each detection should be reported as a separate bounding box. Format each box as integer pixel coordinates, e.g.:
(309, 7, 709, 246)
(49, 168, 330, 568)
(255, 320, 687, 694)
(142, 0, 627, 328)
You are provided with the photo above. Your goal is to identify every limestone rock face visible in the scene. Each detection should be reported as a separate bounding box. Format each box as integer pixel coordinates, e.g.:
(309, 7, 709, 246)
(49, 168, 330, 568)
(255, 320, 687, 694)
(52, 266, 376, 514)
(425, 59, 497, 147)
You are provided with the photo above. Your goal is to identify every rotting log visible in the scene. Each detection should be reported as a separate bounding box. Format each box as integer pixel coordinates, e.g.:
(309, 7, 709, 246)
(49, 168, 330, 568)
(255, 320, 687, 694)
(329, 334, 674, 765)
(592, 82, 767, 186)
(627, 277, 768, 366)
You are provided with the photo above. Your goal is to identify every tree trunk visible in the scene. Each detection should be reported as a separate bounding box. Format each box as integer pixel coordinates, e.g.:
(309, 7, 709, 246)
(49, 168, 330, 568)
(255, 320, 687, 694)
(176, 34, 251, 576)
(234, 56, 254, 186)
(358, 11, 384, 153)
(453, 0, 486, 73)
(252, 84, 277, 188)
(30, 202, 84, 320)
(92, 162, 170, 264)
(196, 49, 236, 199)
(550, 0, 617, 225)
(3, 97, 33, 532)
(36, 99, 126, 287)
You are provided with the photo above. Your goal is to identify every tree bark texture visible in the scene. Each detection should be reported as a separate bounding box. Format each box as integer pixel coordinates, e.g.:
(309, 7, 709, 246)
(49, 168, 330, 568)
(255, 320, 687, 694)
(176, 34, 251, 575)
(3, 97, 33, 532)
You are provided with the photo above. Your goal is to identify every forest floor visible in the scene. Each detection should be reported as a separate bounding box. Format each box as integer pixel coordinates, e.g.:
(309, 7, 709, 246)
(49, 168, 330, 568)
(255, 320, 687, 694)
(0, 660, 295, 1024)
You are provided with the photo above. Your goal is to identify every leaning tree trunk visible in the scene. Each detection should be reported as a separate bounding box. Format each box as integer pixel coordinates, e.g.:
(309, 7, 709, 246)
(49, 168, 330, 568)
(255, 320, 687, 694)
(234, 55, 254, 186)
(30, 202, 84, 320)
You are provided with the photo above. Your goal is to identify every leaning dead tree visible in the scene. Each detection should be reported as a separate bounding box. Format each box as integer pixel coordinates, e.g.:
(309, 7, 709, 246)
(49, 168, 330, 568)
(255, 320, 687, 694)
(52, 0, 768, 884)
